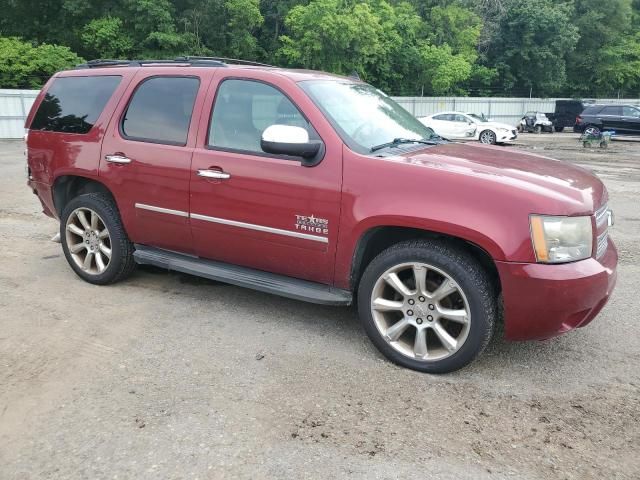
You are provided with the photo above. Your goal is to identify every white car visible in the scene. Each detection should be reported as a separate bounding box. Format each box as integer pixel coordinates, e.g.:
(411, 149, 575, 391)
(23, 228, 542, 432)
(418, 111, 518, 144)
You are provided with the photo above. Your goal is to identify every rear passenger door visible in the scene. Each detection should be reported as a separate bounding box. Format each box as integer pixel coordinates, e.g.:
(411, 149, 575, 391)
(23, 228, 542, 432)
(100, 72, 208, 254)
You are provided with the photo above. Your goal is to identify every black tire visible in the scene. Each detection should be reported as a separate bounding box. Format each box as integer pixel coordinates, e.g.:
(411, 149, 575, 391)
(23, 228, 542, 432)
(357, 240, 497, 374)
(534, 125, 542, 134)
(554, 125, 564, 132)
(60, 192, 136, 285)
(479, 129, 497, 145)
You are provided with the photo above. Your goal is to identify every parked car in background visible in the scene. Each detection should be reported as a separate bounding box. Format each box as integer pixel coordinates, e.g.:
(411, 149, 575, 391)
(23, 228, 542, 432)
(518, 112, 553, 133)
(576, 104, 640, 136)
(418, 111, 517, 144)
(418, 112, 476, 141)
(545, 99, 586, 132)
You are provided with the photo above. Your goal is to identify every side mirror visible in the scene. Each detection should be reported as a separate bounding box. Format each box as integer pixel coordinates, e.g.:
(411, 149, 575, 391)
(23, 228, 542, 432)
(261, 125, 322, 164)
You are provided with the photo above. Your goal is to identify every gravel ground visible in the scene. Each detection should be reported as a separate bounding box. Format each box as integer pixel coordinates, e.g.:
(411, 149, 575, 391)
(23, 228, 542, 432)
(1, 133, 638, 479)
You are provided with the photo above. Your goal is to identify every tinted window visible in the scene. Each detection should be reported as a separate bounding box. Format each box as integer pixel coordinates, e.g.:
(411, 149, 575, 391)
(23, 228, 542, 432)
(453, 114, 468, 123)
(122, 77, 199, 145)
(582, 106, 602, 115)
(623, 106, 640, 117)
(433, 114, 451, 121)
(600, 106, 621, 116)
(209, 80, 311, 153)
(31, 76, 121, 134)
(556, 101, 583, 114)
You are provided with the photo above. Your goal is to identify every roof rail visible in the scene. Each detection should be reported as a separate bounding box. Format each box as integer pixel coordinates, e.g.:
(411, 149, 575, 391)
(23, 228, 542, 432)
(75, 57, 274, 70)
(175, 56, 275, 67)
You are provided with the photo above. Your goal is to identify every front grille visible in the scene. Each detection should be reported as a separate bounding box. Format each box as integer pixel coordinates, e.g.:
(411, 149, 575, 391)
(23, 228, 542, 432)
(596, 231, 608, 258)
(595, 204, 609, 229)
(594, 204, 609, 258)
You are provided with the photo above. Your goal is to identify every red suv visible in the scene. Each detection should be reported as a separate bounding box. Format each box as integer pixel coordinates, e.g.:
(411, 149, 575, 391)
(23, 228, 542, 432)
(25, 58, 617, 373)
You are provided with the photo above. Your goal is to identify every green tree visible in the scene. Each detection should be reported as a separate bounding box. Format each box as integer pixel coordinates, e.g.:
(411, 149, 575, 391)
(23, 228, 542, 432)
(567, 0, 636, 96)
(122, 0, 187, 56)
(486, 0, 578, 96)
(278, 0, 388, 75)
(81, 17, 134, 59)
(177, 0, 263, 58)
(594, 33, 640, 96)
(428, 4, 482, 61)
(278, 0, 480, 95)
(0, 37, 82, 88)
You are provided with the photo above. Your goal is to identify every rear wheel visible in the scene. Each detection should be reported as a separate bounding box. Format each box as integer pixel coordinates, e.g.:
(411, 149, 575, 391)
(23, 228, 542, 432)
(534, 125, 542, 134)
(60, 193, 136, 285)
(554, 125, 564, 132)
(357, 240, 496, 373)
(479, 129, 497, 145)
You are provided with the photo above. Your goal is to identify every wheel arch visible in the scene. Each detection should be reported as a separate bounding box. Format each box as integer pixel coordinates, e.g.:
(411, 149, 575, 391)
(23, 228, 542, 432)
(349, 225, 501, 295)
(52, 175, 116, 217)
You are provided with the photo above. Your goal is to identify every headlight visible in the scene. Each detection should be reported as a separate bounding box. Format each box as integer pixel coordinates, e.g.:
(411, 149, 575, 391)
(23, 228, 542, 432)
(530, 215, 593, 263)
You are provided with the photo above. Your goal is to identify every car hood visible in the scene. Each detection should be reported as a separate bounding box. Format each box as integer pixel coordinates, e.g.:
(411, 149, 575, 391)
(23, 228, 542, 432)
(386, 142, 607, 214)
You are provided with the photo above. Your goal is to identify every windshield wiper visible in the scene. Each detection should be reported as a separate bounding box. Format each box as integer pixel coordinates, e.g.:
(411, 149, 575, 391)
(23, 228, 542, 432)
(370, 137, 439, 153)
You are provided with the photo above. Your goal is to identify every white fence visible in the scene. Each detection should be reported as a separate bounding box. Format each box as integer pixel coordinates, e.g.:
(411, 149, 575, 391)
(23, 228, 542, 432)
(1, 89, 639, 138)
(0, 89, 39, 139)
(392, 96, 640, 127)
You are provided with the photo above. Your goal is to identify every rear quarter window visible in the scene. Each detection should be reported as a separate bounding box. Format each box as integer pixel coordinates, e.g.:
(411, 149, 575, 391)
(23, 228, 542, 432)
(582, 106, 603, 115)
(30, 76, 121, 134)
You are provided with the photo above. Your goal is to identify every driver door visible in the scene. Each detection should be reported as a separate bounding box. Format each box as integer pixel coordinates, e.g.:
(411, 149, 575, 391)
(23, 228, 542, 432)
(189, 74, 342, 284)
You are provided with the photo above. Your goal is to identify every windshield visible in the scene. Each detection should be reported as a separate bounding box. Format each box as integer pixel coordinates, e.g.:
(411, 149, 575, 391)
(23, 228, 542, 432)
(299, 80, 440, 153)
(467, 113, 487, 122)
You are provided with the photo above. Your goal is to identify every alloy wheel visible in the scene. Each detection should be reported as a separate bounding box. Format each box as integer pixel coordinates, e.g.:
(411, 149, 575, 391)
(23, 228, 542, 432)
(65, 207, 112, 275)
(480, 130, 496, 144)
(370, 262, 471, 362)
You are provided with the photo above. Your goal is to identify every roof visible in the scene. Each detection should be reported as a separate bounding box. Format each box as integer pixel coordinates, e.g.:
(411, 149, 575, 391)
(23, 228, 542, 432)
(71, 57, 357, 83)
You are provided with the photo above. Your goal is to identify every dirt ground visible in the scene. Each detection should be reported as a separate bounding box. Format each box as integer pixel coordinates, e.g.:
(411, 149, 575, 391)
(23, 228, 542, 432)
(1, 133, 639, 479)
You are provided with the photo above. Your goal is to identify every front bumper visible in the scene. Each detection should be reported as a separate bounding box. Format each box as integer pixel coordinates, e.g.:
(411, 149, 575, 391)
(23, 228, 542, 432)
(499, 130, 518, 142)
(496, 240, 618, 341)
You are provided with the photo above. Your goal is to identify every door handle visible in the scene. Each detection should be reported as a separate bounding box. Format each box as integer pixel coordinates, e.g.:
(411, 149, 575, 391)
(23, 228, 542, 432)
(197, 169, 231, 180)
(105, 154, 131, 164)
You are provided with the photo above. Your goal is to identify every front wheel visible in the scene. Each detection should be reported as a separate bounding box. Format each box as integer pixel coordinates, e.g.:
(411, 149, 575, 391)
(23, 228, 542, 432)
(60, 192, 136, 285)
(357, 240, 497, 373)
(479, 129, 497, 145)
(534, 125, 542, 134)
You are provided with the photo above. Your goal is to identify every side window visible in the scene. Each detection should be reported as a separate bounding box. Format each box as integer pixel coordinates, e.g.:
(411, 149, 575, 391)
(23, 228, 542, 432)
(31, 76, 121, 134)
(600, 106, 621, 116)
(122, 76, 199, 145)
(433, 114, 449, 121)
(623, 106, 640, 118)
(453, 114, 468, 123)
(208, 79, 312, 153)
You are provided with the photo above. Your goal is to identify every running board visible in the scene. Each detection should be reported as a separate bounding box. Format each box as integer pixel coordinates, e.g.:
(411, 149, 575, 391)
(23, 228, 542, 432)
(133, 245, 352, 306)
